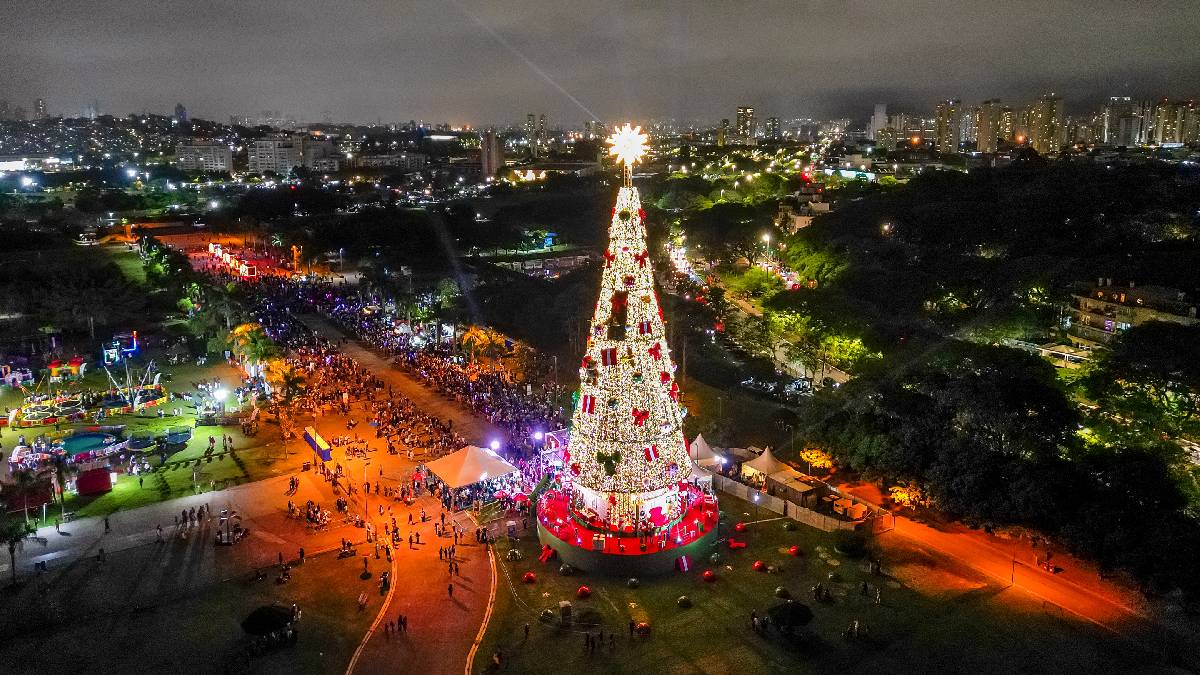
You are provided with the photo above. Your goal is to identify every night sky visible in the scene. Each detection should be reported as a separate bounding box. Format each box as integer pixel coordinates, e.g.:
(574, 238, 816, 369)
(3, 0, 1198, 124)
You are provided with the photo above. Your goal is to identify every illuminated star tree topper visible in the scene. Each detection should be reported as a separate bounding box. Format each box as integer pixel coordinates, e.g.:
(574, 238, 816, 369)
(607, 123, 648, 187)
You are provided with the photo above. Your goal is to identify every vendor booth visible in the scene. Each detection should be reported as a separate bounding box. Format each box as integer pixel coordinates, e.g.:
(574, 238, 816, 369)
(740, 446, 785, 484)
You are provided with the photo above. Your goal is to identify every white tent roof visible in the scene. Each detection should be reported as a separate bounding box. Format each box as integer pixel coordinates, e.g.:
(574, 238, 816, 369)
(742, 446, 785, 476)
(425, 445, 519, 489)
(688, 460, 713, 482)
(768, 468, 815, 493)
(689, 434, 717, 462)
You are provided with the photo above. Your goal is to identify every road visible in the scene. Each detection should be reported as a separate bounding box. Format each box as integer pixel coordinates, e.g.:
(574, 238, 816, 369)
(842, 482, 1198, 661)
(296, 313, 503, 446)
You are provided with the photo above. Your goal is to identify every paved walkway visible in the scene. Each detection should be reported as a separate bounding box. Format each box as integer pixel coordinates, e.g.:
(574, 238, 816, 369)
(297, 314, 503, 446)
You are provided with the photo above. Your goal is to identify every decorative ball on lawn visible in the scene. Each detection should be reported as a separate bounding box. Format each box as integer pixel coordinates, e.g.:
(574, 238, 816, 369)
(558, 563, 574, 576)
(577, 585, 592, 599)
(783, 522, 798, 532)
(702, 570, 716, 582)
(522, 572, 537, 583)
(734, 522, 747, 533)
(676, 595, 692, 608)
(775, 586, 791, 599)
(540, 608, 555, 622)
(788, 545, 800, 556)
(752, 560, 766, 572)
(626, 577, 640, 589)
(636, 622, 651, 636)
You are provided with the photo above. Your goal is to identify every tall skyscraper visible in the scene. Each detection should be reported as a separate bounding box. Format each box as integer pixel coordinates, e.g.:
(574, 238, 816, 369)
(735, 105, 755, 138)
(480, 129, 503, 179)
(717, 118, 729, 147)
(1151, 100, 1190, 145)
(976, 99, 1004, 153)
(174, 102, 189, 123)
(33, 98, 47, 119)
(934, 99, 961, 154)
(869, 103, 887, 140)
(525, 113, 538, 158)
(1028, 93, 1065, 155)
(766, 116, 781, 140)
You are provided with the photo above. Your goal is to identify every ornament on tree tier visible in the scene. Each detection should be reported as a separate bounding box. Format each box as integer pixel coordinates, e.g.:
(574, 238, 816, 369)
(597, 451, 622, 476)
(631, 408, 650, 426)
(600, 348, 618, 366)
(603, 250, 616, 267)
(631, 371, 643, 383)
(580, 394, 596, 414)
(570, 463, 581, 476)
(607, 398, 619, 410)
(647, 343, 663, 360)
(644, 444, 660, 462)
(659, 371, 670, 384)
(638, 321, 653, 335)
(623, 275, 635, 287)
(668, 381, 680, 401)
(634, 250, 649, 267)
(637, 208, 647, 221)
(618, 208, 632, 221)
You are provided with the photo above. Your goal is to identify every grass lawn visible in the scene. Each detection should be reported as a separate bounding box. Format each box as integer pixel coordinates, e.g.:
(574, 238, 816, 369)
(473, 493, 1161, 674)
(104, 244, 148, 285)
(0, 546, 376, 674)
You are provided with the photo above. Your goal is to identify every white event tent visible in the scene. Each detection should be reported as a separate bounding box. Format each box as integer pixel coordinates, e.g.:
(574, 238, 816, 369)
(425, 445, 519, 489)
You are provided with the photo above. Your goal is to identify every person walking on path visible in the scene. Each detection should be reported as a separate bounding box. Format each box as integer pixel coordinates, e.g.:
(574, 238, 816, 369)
(447, 583, 454, 598)
(104, 516, 110, 533)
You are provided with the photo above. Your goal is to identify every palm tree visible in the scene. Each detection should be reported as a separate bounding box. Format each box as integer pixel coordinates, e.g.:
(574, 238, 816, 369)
(459, 326, 507, 367)
(10, 470, 44, 525)
(0, 510, 30, 587)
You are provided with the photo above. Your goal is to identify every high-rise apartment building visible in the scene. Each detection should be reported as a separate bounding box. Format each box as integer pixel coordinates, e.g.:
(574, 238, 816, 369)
(1151, 100, 1192, 145)
(999, 107, 1015, 141)
(174, 102, 189, 123)
(735, 105, 755, 138)
(717, 118, 729, 147)
(766, 116, 781, 140)
(869, 103, 887, 140)
(934, 99, 961, 153)
(177, 140, 234, 172)
(976, 99, 1003, 153)
(1028, 93, 1064, 155)
(248, 134, 305, 175)
(480, 129, 503, 178)
(33, 98, 47, 119)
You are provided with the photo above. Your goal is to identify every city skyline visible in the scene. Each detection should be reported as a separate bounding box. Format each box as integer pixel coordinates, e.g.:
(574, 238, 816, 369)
(2, 0, 1199, 125)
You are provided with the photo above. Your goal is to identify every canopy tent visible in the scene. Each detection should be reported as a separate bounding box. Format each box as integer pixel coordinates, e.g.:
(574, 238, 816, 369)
(688, 434, 723, 468)
(767, 467, 818, 505)
(425, 445, 519, 489)
(687, 460, 714, 489)
(740, 446, 785, 481)
(725, 446, 759, 462)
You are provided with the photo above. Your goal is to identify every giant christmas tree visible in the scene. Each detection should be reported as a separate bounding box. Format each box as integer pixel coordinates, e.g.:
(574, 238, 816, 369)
(565, 124, 692, 529)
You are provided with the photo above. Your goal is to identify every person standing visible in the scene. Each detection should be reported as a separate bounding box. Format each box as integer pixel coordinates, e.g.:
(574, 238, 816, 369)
(447, 583, 454, 598)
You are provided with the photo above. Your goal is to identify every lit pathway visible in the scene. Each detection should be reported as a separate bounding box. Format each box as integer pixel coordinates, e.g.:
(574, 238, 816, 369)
(295, 314, 503, 446)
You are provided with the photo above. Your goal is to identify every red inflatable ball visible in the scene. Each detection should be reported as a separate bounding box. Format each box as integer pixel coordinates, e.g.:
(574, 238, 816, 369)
(788, 545, 800, 556)
(577, 585, 592, 598)
(522, 572, 537, 584)
(734, 522, 747, 533)
(752, 560, 766, 572)
(702, 570, 716, 582)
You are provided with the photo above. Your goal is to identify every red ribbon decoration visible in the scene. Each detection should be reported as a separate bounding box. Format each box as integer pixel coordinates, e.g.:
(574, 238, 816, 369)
(660, 371, 670, 383)
(669, 381, 680, 401)
(631, 409, 650, 426)
(647, 343, 662, 360)
(634, 250, 649, 268)
(603, 250, 616, 267)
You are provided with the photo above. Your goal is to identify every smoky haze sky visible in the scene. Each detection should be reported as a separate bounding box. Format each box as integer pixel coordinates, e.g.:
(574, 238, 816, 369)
(2, 0, 1198, 126)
